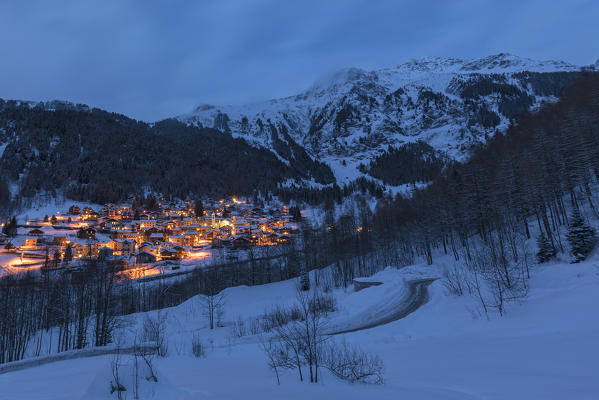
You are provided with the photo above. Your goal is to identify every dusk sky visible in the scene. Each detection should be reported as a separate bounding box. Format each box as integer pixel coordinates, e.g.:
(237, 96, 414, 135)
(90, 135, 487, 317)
(1, 0, 597, 121)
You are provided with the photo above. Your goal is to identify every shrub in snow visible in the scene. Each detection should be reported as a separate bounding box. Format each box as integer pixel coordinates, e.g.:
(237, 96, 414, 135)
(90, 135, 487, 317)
(229, 317, 247, 338)
(322, 340, 384, 384)
(536, 233, 556, 263)
(308, 293, 337, 315)
(444, 264, 474, 296)
(566, 208, 597, 263)
(191, 334, 205, 358)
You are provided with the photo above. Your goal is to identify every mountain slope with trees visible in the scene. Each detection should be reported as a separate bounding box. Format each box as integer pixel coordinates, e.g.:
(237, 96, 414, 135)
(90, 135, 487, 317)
(371, 71, 599, 267)
(181, 54, 589, 184)
(0, 101, 334, 206)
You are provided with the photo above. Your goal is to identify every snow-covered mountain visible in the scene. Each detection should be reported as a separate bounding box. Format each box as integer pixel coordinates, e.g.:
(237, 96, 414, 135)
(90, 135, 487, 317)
(180, 53, 584, 185)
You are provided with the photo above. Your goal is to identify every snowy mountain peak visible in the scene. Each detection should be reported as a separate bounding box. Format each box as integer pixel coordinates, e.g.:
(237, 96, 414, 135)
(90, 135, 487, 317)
(387, 53, 578, 75)
(458, 53, 577, 72)
(307, 67, 372, 94)
(396, 56, 466, 72)
(193, 103, 216, 113)
(180, 54, 584, 186)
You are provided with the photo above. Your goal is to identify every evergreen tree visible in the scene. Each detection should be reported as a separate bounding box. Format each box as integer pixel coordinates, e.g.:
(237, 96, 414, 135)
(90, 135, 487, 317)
(566, 208, 597, 262)
(2, 216, 17, 237)
(290, 205, 302, 221)
(64, 244, 73, 263)
(536, 233, 556, 263)
(53, 250, 61, 268)
(194, 199, 204, 217)
(43, 247, 49, 268)
(300, 267, 310, 291)
(144, 195, 158, 211)
(0, 177, 9, 207)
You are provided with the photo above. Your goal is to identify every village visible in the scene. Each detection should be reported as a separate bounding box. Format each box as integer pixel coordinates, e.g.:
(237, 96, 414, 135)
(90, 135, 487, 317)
(0, 197, 301, 280)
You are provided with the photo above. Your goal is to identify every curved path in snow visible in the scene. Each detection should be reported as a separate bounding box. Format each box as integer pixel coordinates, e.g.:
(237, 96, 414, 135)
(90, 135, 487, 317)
(328, 278, 436, 335)
(0, 278, 436, 374)
(0, 344, 157, 375)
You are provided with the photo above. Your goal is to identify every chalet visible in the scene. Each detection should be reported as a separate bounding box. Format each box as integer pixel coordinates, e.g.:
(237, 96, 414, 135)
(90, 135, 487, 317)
(81, 208, 100, 221)
(279, 227, 295, 236)
(138, 243, 157, 255)
(204, 229, 219, 240)
(182, 217, 195, 226)
(111, 230, 137, 240)
(252, 207, 264, 215)
(100, 218, 124, 232)
(53, 236, 67, 247)
(168, 235, 185, 246)
(172, 245, 187, 258)
(160, 248, 179, 260)
(108, 239, 129, 255)
(122, 239, 136, 254)
(161, 221, 176, 231)
(138, 220, 157, 229)
(149, 211, 162, 220)
(24, 237, 38, 248)
(219, 225, 233, 235)
(74, 242, 101, 258)
(184, 230, 198, 246)
(77, 227, 96, 239)
(170, 227, 184, 236)
(28, 228, 44, 237)
(149, 232, 165, 244)
(68, 205, 81, 215)
(233, 236, 250, 249)
(211, 237, 232, 248)
(102, 205, 117, 218)
(136, 251, 157, 264)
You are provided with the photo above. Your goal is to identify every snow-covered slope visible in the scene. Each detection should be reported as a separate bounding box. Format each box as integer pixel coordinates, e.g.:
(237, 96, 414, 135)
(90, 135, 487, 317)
(1, 257, 597, 399)
(180, 54, 583, 183)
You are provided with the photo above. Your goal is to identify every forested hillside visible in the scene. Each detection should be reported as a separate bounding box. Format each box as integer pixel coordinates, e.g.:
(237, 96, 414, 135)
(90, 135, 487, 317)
(359, 141, 448, 185)
(0, 101, 334, 206)
(371, 72, 599, 266)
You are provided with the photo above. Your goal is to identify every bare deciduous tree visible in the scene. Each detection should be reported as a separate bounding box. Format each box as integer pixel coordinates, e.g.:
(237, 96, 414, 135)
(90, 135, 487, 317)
(142, 311, 168, 357)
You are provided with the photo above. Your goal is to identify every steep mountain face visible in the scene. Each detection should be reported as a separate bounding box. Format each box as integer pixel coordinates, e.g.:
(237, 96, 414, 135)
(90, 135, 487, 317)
(0, 100, 334, 203)
(180, 54, 585, 185)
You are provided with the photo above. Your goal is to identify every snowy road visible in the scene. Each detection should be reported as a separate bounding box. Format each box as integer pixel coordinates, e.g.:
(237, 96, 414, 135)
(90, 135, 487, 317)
(328, 278, 436, 335)
(0, 344, 157, 375)
(0, 277, 436, 375)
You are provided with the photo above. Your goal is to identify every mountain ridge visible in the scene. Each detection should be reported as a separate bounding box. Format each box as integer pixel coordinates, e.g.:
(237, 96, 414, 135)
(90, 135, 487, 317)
(180, 54, 588, 185)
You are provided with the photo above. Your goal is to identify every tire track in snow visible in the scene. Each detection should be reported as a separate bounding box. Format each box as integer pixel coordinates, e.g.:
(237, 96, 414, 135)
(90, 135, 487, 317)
(328, 278, 436, 335)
